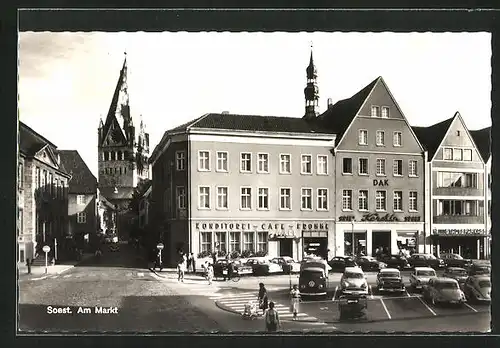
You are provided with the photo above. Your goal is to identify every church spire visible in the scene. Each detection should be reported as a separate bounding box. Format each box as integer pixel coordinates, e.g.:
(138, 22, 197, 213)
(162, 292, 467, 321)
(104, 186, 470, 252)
(303, 43, 319, 120)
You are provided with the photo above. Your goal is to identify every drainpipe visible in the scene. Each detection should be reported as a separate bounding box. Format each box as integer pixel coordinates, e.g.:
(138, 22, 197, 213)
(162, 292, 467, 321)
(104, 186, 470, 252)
(187, 131, 191, 256)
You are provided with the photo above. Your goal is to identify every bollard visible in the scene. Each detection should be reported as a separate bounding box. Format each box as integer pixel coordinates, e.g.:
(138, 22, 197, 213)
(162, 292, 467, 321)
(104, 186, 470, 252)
(26, 258, 31, 275)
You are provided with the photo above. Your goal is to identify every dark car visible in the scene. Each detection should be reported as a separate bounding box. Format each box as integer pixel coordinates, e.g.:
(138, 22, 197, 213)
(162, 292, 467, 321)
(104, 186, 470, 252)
(355, 256, 387, 272)
(376, 268, 405, 293)
(299, 261, 329, 297)
(407, 253, 445, 269)
(328, 256, 358, 272)
(439, 253, 472, 268)
(442, 267, 468, 285)
(378, 254, 411, 270)
(271, 257, 301, 274)
(468, 263, 491, 276)
(423, 277, 467, 306)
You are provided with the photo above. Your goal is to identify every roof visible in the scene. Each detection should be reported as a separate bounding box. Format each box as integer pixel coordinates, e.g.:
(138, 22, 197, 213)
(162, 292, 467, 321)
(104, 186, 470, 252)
(58, 150, 97, 194)
(434, 277, 458, 283)
(445, 267, 467, 271)
(316, 77, 379, 145)
(414, 267, 435, 271)
(19, 121, 58, 156)
(469, 127, 491, 162)
(380, 268, 400, 273)
(344, 267, 363, 273)
(99, 186, 135, 200)
(411, 116, 455, 160)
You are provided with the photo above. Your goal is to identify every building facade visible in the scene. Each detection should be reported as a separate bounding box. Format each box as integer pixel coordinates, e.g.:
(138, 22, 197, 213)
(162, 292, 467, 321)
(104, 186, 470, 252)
(18, 122, 71, 263)
(414, 113, 490, 259)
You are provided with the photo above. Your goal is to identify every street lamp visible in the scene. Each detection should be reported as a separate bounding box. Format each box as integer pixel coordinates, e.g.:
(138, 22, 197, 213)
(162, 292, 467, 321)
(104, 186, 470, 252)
(351, 219, 355, 256)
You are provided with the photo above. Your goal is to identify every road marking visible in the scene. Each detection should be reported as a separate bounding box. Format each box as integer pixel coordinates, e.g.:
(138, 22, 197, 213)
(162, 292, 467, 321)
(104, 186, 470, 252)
(369, 285, 374, 300)
(137, 272, 144, 277)
(417, 296, 437, 316)
(320, 307, 329, 310)
(63, 274, 72, 278)
(332, 286, 338, 301)
(379, 298, 392, 319)
(464, 303, 478, 313)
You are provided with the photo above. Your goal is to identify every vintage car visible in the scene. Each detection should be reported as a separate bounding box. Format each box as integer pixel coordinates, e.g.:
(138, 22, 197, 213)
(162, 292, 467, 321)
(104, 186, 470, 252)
(409, 267, 437, 290)
(439, 253, 472, 268)
(442, 267, 468, 285)
(246, 258, 282, 276)
(376, 268, 405, 293)
(468, 263, 491, 276)
(355, 256, 387, 272)
(463, 275, 491, 302)
(328, 256, 358, 273)
(271, 257, 301, 274)
(378, 254, 411, 270)
(407, 253, 445, 269)
(423, 277, 466, 306)
(340, 267, 368, 295)
(232, 259, 253, 276)
(299, 261, 329, 297)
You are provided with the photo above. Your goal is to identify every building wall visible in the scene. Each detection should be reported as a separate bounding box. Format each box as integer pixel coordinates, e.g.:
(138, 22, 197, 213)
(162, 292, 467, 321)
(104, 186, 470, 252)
(98, 147, 135, 188)
(68, 193, 97, 240)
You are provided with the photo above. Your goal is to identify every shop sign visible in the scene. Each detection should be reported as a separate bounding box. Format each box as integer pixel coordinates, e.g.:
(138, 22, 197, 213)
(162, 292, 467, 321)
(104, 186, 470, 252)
(338, 214, 421, 223)
(195, 222, 329, 236)
(432, 228, 486, 237)
(373, 179, 389, 187)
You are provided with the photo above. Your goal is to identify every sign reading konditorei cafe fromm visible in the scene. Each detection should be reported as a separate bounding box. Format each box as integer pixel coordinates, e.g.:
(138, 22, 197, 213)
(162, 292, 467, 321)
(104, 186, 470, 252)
(195, 222, 329, 239)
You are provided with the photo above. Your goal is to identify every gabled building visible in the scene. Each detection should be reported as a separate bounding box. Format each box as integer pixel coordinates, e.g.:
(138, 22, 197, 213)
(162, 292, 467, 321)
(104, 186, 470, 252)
(413, 112, 490, 259)
(18, 122, 71, 264)
(59, 150, 98, 255)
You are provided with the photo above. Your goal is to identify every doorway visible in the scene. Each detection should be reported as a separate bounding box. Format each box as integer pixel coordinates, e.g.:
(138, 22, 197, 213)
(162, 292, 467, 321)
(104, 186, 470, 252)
(372, 231, 391, 256)
(303, 237, 328, 259)
(279, 239, 293, 257)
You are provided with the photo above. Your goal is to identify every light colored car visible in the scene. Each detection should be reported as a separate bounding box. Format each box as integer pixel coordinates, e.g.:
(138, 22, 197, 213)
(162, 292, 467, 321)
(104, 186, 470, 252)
(463, 275, 491, 302)
(423, 277, 466, 305)
(443, 267, 468, 285)
(376, 268, 405, 293)
(409, 267, 437, 290)
(340, 267, 368, 295)
(271, 257, 301, 274)
(248, 258, 282, 275)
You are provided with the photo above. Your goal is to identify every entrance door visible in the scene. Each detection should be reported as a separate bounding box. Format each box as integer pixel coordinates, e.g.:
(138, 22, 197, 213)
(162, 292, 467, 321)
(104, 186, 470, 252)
(279, 239, 293, 257)
(372, 231, 391, 256)
(303, 237, 328, 259)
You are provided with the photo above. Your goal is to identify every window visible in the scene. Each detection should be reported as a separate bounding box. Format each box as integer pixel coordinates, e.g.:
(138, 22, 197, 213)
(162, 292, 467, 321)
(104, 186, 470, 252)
(409, 160, 418, 177)
(301, 188, 312, 210)
(243, 232, 255, 252)
(317, 155, 328, 175)
(35, 167, 40, 189)
(376, 191, 387, 211)
(358, 190, 368, 211)
(258, 188, 269, 210)
(301, 155, 312, 174)
(280, 188, 291, 210)
(229, 232, 241, 252)
(54, 179, 59, 198)
(359, 130, 368, 145)
(456, 130, 461, 136)
(176, 151, 186, 171)
(409, 191, 418, 211)
(371, 105, 380, 117)
(393, 191, 403, 211)
(198, 186, 210, 209)
(342, 190, 353, 211)
(77, 195, 86, 205)
(453, 148, 463, 161)
(381, 106, 390, 118)
(257, 232, 268, 253)
(359, 158, 368, 175)
(439, 200, 478, 216)
(201, 232, 212, 253)
(216, 151, 228, 172)
(317, 188, 328, 211)
(198, 151, 210, 171)
(279, 154, 291, 174)
(214, 186, 228, 209)
(444, 148, 453, 160)
(343, 158, 352, 174)
(41, 170, 46, 191)
(257, 153, 269, 173)
(463, 149, 472, 161)
(393, 131, 402, 147)
(240, 153, 252, 172)
(111, 152, 116, 161)
(240, 187, 252, 210)
(177, 186, 186, 209)
(215, 232, 226, 253)
(376, 159, 386, 176)
(77, 212, 87, 224)
(393, 160, 403, 176)
(438, 172, 477, 188)
(18, 162, 23, 189)
(376, 131, 385, 146)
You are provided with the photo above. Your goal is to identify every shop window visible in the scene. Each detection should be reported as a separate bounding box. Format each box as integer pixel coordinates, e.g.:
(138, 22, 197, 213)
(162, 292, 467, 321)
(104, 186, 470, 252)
(358, 190, 368, 211)
(358, 158, 368, 175)
(215, 232, 226, 253)
(317, 188, 328, 211)
(201, 232, 212, 253)
(301, 155, 312, 174)
(240, 153, 252, 173)
(216, 186, 228, 209)
(317, 155, 328, 175)
(258, 188, 269, 210)
(342, 158, 352, 174)
(257, 153, 269, 173)
(257, 232, 268, 253)
(229, 232, 241, 252)
(279, 154, 291, 174)
(243, 232, 255, 252)
(342, 190, 353, 211)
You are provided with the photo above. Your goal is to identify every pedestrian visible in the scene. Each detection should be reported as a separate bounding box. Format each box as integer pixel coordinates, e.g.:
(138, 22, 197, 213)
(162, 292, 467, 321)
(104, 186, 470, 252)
(264, 302, 280, 332)
(177, 256, 186, 282)
(187, 253, 193, 272)
(258, 282, 269, 315)
(212, 252, 217, 266)
(207, 263, 214, 285)
(190, 252, 197, 273)
(289, 284, 301, 320)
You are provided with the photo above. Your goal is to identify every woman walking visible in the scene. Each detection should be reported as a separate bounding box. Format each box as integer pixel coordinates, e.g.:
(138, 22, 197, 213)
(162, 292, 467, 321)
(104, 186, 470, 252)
(258, 282, 269, 316)
(177, 255, 186, 282)
(264, 302, 280, 332)
(289, 284, 301, 320)
(207, 263, 214, 285)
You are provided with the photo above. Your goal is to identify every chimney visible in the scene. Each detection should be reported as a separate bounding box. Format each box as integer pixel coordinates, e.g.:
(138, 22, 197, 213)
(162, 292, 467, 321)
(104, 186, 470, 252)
(221, 111, 230, 114)
(327, 98, 333, 109)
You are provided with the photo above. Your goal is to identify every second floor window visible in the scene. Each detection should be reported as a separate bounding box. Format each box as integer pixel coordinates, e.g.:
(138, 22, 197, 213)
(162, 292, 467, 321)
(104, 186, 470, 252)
(342, 190, 353, 211)
(376, 191, 386, 211)
(359, 130, 368, 145)
(376, 131, 385, 146)
(217, 186, 228, 209)
(177, 186, 186, 209)
(358, 190, 368, 211)
(280, 154, 291, 174)
(198, 151, 210, 171)
(317, 155, 328, 175)
(409, 191, 418, 211)
(453, 148, 463, 161)
(393, 131, 402, 146)
(240, 153, 252, 172)
(438, 172, 478, 188)
(444, 148, 453, 160)
(463, 149, 473, 161)
(241, 187, 252, 209)
(216, 152, 228, 172)
(317, 188, 328, 211)
(280, 188, 291, 210)
(258, 188, 269, 210)
(257, 153, 269, 173)
(301, 155, 312, 174)
(77, 195, 86, 205)
(409, 160, 418, 177)
(359, 158, 368, 175)
(77, 212, 86, 224)
(393, 191, 403, 211)
(393, 160, 403, 176)
(301, 188, 312, 210)
(376, 159, 386, 176)
(199, 186, 210, 209)
(176, 151, 185, 171)
(343, 158, 352, 174)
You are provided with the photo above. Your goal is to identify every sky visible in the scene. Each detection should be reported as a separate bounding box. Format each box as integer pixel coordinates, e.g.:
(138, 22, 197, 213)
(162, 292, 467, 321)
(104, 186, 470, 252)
(18, 32, 492, 177)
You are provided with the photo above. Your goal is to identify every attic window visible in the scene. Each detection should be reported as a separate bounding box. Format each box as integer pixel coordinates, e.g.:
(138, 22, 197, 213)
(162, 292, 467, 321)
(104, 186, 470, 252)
(456, 130, 461, 136)
(371, 106, 381, 117)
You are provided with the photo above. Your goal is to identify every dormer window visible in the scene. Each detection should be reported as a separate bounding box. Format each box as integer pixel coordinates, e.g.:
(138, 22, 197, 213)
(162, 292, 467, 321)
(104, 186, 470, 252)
(371, 106, 380, 117)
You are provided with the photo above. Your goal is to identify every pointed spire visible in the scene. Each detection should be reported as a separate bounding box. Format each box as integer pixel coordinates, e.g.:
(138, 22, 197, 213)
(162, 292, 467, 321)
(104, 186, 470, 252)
(306, 42, 317, 79)
(304, 43, 319, 120)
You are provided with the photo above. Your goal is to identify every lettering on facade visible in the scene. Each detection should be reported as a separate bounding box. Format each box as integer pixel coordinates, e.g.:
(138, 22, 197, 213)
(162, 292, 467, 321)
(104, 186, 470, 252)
(373, 179, 389, 187)
(432, 228, 486, 237)
(338, 214, 421, 223)
(195, 222, 328, 239)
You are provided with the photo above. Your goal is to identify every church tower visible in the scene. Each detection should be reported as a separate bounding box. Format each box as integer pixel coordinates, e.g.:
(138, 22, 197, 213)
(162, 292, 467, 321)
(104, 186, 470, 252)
(303, 47, 320, 120)
(97, 53, 150, 209)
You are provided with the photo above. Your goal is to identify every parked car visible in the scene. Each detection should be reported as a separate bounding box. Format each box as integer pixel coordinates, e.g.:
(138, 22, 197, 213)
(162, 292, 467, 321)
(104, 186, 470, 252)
(247, 258, 282, 276)
(271, 257, 301, 274)
(376, 268, 405, 293)
(468, 263, 491, 276)
(407, 253, 445, 269)
(409, 267, 437, 290)
(356, 256, 387, 272)
(442, 267, 468, 285)
(439, 253, 472, 268)
(328, 256, 358, 272)
(299, 260, 329, 297)
(378, 254, 411, 270)
(340, 267, 368, 295)
(422, 277, 466, 306)
(463, 275, 491, 302)
(232, 259, 253, 276)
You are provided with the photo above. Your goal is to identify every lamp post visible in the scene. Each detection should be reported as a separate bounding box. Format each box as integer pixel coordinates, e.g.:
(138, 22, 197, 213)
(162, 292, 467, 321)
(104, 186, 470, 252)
(351, 219, 355, 256)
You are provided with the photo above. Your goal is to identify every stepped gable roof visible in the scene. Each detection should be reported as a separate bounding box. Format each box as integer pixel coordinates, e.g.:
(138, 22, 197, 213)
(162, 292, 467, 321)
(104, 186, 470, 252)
(469, 126, 491, 162)
(411, 116, 455, 160)
(58, 150, 97, 194)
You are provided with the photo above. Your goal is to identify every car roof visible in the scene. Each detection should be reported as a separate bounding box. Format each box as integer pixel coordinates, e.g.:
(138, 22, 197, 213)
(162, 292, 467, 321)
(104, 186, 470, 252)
(414, 267, 435, 271)
(469, 274, 490, 281)
(434, 277, 458, 283)
(380, 268, 400, 273)
(445, 267, 466, 271)
(344, 267, 363, 273)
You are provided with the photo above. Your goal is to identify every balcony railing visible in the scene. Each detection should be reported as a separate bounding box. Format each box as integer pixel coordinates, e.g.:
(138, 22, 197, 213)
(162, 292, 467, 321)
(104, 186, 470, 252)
(433, 215, 484, 224)
(434, 187, 483, 197)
